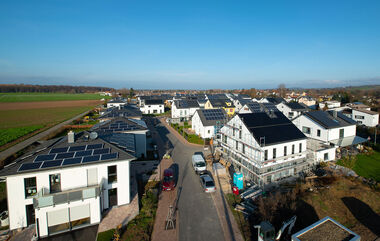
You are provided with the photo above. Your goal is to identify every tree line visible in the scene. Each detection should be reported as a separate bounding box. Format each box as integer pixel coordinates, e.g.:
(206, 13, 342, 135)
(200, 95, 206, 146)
(0, 84, 114, 93)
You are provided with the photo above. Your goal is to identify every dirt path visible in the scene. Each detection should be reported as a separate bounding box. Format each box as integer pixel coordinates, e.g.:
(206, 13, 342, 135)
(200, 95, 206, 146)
(0, 100, 102, 110)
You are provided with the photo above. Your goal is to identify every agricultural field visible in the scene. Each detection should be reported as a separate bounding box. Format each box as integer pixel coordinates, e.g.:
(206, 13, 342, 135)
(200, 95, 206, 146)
(0, 92, 110, 102)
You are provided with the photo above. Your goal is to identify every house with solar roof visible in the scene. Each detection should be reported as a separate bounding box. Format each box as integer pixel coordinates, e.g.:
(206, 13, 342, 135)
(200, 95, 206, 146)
(276, 102, 309, 120)
(91, 117, 148, 159)
(204, 99, 236, 117)
(0, 131, 135, 238)
(191, 109, 227, 139)
(171, 99, 200, 122)
(106, 98, 127, 108)
(238, 102, 279, 114)
(217, 111, 310, 186)
(99, 105, 142, 121)
(139, 99, 164, 114)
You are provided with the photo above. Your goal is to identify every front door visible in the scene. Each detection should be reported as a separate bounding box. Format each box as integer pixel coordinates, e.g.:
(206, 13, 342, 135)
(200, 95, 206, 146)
(26, 204, 35, 226)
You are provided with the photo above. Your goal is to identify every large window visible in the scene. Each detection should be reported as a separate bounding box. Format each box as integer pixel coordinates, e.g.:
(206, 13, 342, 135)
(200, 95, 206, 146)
(339, 129, 344, 138)
(108, 165, 117, 184)
(302, 126, 311, 134)
(24, 177, 37, 198)
(273, 148, 277, 159)
(49, 174, 61, 193)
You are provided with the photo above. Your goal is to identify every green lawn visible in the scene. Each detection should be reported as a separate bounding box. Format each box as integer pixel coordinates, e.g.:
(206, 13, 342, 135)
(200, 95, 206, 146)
(337, 151, 380, 182)
(0, 125, 44, 146)
(0, 93, 110, 102)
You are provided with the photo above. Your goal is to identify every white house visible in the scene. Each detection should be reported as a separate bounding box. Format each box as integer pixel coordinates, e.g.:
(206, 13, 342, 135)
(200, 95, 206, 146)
(107, 98, 127, 108)
(0, 131, 135, 238)
(276, 102, 308, 120)
(342, 108, 379, 127)
(319, 100, 341, 109)
(239, 102, 278, 114)
(191, 109, 227, 139)
(171, 100, 200, 122)
(298, 96, 316, 107)
(99, 105, 142, 121)
(217, 111, 310, 186)
(140, 99, 164, 114)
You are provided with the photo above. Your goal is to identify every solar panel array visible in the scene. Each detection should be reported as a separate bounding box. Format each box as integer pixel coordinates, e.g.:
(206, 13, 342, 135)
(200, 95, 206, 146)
(128, 119, 148, 128)
(247, 102, 278, 113)
(101, 133, 135, 153)
(98, 120, 142, 133)
(17, 143, 119, 172)
(202, 109, 226, 121)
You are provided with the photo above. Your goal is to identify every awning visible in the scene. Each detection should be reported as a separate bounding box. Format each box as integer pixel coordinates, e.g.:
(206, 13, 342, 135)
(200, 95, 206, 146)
(330, 136, 368, 147)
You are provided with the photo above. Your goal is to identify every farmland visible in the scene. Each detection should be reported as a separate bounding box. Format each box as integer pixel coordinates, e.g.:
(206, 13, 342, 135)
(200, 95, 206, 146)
(0, 92, 110, 102)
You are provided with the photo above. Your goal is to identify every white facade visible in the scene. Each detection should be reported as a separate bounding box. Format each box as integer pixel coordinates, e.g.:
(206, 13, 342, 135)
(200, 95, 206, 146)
(5, 159, 130, 238)
(191, 111, 215, 139)
(319, 101, 340, 109)
(171, 103, 200, 121)
(140, 104, 164, 114)
(219, 115, 309, 186)
(350, 109, 379, 127)
(298, 97, 316, 107)
(107, 102, 126, 108)
(276, 102, 305, 119)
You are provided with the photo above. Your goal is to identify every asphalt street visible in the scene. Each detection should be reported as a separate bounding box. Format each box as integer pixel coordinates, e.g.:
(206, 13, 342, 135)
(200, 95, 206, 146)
(152, 118, 225, 241)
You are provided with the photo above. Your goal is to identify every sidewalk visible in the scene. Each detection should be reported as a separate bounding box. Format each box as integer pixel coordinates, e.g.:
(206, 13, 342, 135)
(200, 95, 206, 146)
(159, 118, 203, 148)
(209, 166, 245, 241)
(151, 157, 178, 241)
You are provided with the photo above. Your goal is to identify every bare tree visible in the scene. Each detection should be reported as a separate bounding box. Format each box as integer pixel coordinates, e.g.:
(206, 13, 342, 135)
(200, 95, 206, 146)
(278, 83, 286, 97)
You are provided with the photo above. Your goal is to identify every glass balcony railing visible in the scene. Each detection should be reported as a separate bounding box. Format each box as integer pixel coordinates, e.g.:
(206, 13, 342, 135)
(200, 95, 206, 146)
(33, 185, 100, 209)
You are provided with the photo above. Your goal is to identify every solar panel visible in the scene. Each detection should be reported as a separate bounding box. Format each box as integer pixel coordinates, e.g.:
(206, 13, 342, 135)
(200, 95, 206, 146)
(55, 152, 75, 159)
(82, 155, 101, 163)
(69, 145, 86, 152)
(75, 150, 93, 157)
(18, 162, 42, 172)
(86, 144, 103, 150)
(41, 160, 62, 169)
(50, 147, 69, 154)
(101, 153, 118, 160)
(62, 157, 82, 166)
(93, 148, 110, 155)
(34, 154, 56, 162)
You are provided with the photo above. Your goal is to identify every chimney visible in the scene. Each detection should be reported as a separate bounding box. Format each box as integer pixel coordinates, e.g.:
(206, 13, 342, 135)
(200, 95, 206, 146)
(68, 131, 75, 143)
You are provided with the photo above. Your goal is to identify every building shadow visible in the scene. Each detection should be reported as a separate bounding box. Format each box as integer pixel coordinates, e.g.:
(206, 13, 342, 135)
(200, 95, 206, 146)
(342, 196, 380, 237)
(290, 199, 320, 234)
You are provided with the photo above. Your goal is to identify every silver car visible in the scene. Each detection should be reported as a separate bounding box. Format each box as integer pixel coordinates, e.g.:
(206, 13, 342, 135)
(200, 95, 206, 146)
(200, 174, 216, 193)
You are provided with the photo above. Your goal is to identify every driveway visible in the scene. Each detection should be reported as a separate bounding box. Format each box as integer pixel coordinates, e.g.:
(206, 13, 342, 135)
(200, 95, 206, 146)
(152, 118, 225, 241)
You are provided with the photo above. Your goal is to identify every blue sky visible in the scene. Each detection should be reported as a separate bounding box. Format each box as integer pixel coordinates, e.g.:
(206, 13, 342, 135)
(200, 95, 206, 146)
(0, 0, 379, 89)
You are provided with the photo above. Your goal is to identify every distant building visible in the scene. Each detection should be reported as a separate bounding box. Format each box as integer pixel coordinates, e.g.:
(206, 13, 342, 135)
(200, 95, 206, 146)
(140, 99, 164, 114)
(107, 98, 127, 108)
(319, 100, 341, 109)
(99, 105, 142, 121)
(276, 102, 308, 120)
(342, 108, 379, 127)
(298, 96, 316, 107)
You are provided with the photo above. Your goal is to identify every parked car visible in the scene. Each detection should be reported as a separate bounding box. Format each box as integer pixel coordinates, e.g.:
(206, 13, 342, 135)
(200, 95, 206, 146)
(162, 168, 175, 191)
(192, 154, 206, 174)
(199, 174, 216, 193)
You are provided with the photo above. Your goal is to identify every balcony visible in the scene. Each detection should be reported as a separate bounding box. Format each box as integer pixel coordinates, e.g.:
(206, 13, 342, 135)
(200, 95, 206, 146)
(33, 185, 101, 209)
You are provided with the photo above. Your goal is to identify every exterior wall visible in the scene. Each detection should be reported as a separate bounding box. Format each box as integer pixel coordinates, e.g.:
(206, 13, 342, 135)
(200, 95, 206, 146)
(191, 112, 215, 139)
(171, 103, 199, 121)
(352, 109, 379, 127)
(107, 103, 126, 108)
(140, 104, 164, 114)
(5, 159, 130, 234)
(319, 101, 341, 109)
(238, 104, 253, 114)
(314, 147, 336, 164)
(298, 98, 316, 106)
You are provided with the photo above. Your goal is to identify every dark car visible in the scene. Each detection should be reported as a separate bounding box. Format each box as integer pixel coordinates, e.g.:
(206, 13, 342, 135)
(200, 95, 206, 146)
(162, 168, 175, 191)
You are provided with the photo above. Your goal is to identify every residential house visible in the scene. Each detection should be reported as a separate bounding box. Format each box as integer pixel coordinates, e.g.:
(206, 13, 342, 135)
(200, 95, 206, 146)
(106, 98, 127, 108)
(171, 99, 200, 122)
(298, 96, 316, 107)
(191, 109, 227, 139)
(217, 111, 310, 186)
(342, 108, 379, 127)
(204, 99, 236, 117)
(99, 105, 142, 121)
(239, 102, 278, 114)
(276, 102, 308, 120)
(0, 131, 135, 238)
(258, 97, 285, 105)
(139, 99, 164, 114)
(345, 102, 371, 111)
(319, 100, 341, 110)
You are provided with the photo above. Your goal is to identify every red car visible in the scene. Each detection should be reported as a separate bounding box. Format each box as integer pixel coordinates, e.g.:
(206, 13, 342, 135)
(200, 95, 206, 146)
(162, 168, 175, 191)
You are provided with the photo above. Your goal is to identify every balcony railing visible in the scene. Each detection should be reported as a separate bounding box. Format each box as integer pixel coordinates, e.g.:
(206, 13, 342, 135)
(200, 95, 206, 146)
(33, 185, 100, 209)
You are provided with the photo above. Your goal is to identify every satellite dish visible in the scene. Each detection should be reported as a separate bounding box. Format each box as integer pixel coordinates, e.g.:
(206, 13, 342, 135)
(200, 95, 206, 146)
(90, 132, 98, 140)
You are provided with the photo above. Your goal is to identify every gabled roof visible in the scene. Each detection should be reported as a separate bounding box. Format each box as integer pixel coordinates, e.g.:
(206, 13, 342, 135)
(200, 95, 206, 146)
(99, 105, 142, 119)
(208, 99, 235, 108)
(0, 131, 135, 177)
(196, 109, 227, 127)
(265, 97, 285, 104)
(283, 102, 308, 111)
(244, 102, 278, 113)
(145, 99, 164, 105)
(303, 111, 356, 129)
(175, 99, 200, 109)
(238, 112, 306, 146)
(108, 98, 126, 103)
(91, 117, 148, 133)
(207, 94, 229, 100)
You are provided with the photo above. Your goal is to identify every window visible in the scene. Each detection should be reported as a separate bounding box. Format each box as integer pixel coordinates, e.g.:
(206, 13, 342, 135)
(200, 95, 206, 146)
(299, 143, 302, 153)
(354, 115, 364, 120)
(284, 146, 287, 156)
(292, 144, 295, 154)
(208, 130, 210, 134)
(108, 165, 117, 184)
(317, 129, 321, 137)
(242, 144, 245, 154)
(239, 130, 242, 139)
(24, 177, 37, 198)
(223, 135, 227, 144)
(233, 128, 235, 136)
(273, 148, 276, 159)
(264, 150, 268, 160)
(302, 126, 311, 134)
(324, 153, 329, 161)
(236, 141, 238, 149)
(49, 174, 61, 193)
(339, 129, 344, 138)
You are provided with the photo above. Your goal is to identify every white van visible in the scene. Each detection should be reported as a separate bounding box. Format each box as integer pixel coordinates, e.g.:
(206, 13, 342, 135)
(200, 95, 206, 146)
(192, 154, 206, 174)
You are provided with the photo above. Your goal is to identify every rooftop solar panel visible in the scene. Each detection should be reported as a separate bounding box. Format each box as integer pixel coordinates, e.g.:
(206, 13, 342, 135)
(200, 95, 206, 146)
(101, 153, 118, 160)
(75, 150, 93, 157)
(69, 145, 86, 152)
(93, 148, 110, 155)
(50, 147, 69, 154)
(62, 157, 82, 166)
(86, 144, 103, 150)
(82, 155, 101, 163)
(34, 154, 56, 162)
(55, 152, 75, 159)
(18, 162, 42, 172)
(41, 160, 62, 169)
